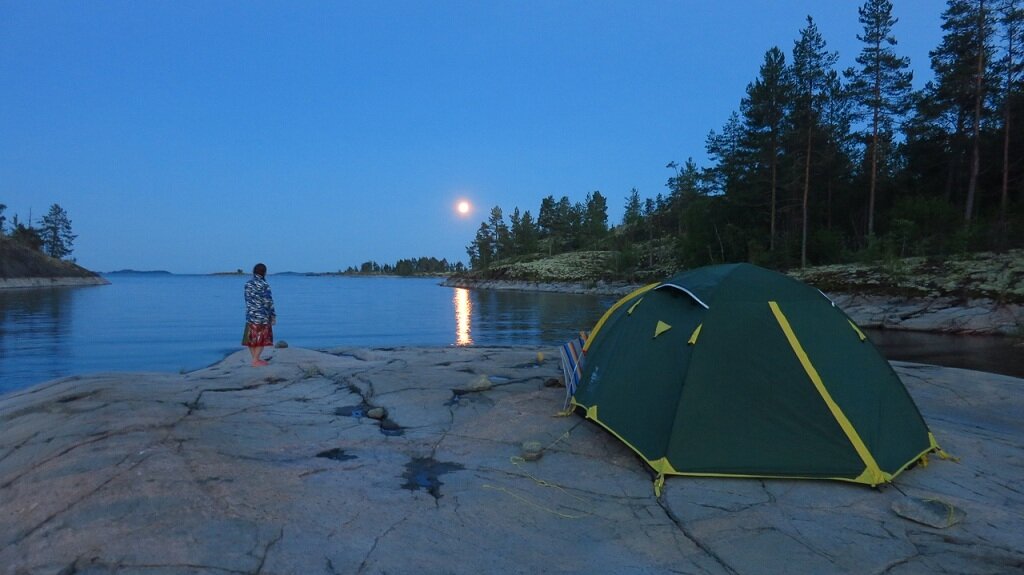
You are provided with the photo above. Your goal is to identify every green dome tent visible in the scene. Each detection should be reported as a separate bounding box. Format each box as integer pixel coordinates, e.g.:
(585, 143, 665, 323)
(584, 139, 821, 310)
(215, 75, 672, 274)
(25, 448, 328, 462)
(571, 263, 942, 491)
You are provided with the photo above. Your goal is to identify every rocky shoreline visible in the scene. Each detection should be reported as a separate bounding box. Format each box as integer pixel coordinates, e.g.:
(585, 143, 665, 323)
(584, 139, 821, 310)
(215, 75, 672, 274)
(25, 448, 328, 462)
(2, 346, 1021, 574)
(443, 277, 1024, 337)
(0, 276, 110, 289)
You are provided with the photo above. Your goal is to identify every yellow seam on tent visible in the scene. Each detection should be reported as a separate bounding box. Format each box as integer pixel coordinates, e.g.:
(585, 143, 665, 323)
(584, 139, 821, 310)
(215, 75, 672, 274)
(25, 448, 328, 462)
(654, 321, 672, 338)
(627, 298, 644, 315)
(584, 282, 659, 351)
(567, 402, 896, 486)
(847, 319, 867, 341)
(688, 324, 702, 345)
(769, 301, 888, 486)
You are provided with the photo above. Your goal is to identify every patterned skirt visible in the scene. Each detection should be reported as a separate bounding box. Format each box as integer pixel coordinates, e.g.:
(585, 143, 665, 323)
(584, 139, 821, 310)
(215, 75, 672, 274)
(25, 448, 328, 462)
(242, 322, 274, 347)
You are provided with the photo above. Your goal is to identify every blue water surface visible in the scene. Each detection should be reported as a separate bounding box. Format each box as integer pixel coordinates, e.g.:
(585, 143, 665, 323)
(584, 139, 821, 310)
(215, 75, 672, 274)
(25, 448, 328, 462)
(2, 273, 1021, 396)
(0, 274, 615, 395)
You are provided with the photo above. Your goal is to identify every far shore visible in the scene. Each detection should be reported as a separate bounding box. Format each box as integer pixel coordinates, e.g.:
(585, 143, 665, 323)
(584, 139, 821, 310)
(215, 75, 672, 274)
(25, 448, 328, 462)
(443, 277, 1024, 337)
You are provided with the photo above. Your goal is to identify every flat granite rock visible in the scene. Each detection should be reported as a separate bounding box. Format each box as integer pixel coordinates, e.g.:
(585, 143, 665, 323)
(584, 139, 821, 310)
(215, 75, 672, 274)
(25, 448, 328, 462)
(1, 347, 1023, 574)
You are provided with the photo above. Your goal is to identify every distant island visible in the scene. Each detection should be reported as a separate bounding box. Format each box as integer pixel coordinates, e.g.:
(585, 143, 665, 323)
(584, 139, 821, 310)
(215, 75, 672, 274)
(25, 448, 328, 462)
(105, 269, 173, 275)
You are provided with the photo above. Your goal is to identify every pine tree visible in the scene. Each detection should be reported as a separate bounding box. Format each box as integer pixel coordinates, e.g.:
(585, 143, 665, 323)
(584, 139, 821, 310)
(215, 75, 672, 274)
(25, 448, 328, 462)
(819, 69, 857, 237)
(508, 208, 523, 257)
(623, 189, 643, 229)
(487, 206, 511, 260)
(791, 16, 839, 267)
(466, 222, 494, 270)
(742, 46, 792, 251)
(517, 210, 539, 254)
(847, 0, 914, 238)
(930, 0, 996, 223)
(582, 191, 609, 248)
(39, 203, 76, 259)
(997, 0, 1023, 236)
(704, 112, 747, 197)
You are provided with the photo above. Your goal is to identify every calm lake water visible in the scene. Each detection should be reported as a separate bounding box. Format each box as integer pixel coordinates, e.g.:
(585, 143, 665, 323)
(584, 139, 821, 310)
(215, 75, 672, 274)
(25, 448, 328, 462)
(1, 273, 1021, 396)
(0, 274, 615, 395)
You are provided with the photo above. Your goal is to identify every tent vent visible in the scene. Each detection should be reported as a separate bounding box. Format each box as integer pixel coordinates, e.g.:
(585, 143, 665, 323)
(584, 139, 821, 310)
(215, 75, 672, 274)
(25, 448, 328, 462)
(627, 298, 644, 315)
(654, 321, 672, 338)
(688, 324, 702, 345)
(656, 283, 710, 309)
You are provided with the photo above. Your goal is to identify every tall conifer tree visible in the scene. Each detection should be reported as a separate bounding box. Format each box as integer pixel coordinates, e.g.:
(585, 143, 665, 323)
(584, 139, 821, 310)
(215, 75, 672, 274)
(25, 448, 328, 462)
(997, 0, 1023, 234)
(930, 0, 996, 222)
(791, 16, 839, 266)
(847, 0, 914, 238)
(742, 47, 791, 251)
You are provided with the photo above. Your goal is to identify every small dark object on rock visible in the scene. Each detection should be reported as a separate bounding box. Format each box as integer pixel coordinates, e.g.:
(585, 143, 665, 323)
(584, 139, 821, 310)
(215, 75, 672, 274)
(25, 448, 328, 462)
(275, 341, 288, 349)
(892, 497, 965, 528)
(544, 377, 563, 388)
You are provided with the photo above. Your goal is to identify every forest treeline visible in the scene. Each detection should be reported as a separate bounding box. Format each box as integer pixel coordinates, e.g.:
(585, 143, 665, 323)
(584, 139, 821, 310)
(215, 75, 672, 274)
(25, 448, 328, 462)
(343, 257, 465, 276)
(466, 0, 1024, 278)
(0, 203, 77, 260)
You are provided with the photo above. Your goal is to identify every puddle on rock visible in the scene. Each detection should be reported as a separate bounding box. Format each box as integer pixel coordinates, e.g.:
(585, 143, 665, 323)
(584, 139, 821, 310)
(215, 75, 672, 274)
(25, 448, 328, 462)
(400, 457, 464, 499)
(316, 448, 357, 462)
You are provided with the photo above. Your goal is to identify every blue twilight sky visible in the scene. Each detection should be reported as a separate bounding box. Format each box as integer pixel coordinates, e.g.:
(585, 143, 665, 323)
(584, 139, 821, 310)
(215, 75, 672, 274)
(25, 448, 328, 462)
(1, 1, 944, 274)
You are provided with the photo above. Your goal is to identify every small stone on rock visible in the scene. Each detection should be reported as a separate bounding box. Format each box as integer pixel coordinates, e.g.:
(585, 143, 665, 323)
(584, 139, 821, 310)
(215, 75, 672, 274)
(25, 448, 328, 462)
(367, 407, 386, 420)
(274, 341, 288, 349)
(468, 375, 492, 391)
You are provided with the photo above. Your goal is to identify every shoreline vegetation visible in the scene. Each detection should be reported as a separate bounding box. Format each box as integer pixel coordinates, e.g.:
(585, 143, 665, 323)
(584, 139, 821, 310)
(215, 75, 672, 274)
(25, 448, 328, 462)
(444, 249, 1024, 337)
(0, 236, 108, 289)
(4, 236, 1021, 336)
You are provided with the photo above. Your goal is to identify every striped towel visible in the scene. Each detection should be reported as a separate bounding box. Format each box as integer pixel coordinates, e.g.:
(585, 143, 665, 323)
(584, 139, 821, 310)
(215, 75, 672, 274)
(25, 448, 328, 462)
(559, 332, 588, 408)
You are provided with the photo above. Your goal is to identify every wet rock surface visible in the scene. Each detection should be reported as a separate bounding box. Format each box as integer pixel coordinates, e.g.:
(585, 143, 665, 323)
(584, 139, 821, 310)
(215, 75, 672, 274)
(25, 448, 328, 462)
(1, 347, 1022, 574)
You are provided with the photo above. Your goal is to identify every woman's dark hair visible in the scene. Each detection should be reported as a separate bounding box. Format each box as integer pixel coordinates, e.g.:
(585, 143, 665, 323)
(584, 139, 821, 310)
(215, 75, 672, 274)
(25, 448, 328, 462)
(253, 263, 267, 277)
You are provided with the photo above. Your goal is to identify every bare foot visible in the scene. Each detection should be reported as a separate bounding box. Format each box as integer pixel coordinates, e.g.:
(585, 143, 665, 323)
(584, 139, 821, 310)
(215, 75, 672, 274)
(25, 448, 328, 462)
(252, 359, 269, 367)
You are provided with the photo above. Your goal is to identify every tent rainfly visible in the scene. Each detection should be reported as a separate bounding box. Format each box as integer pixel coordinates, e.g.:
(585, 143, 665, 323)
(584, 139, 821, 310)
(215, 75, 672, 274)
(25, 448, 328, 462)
(571, 263, 945, 493)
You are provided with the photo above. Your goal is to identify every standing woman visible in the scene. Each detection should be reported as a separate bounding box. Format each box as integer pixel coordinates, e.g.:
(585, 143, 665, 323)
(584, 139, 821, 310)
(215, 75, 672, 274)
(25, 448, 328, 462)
(242, 262, 276, 366)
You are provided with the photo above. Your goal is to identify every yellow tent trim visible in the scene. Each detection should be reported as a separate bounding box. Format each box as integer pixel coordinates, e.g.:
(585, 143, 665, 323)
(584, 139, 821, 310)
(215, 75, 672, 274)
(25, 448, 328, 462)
(627, 298, 644, 315)
(585, 282, 659, 352)
(769, 301, 888, 486)
(649, 457, 679, 475)
(654, 321, 672, 338)
(688, 323, 702, 345)
(847, 319, 867, 341)
(572, 396, 928, 488)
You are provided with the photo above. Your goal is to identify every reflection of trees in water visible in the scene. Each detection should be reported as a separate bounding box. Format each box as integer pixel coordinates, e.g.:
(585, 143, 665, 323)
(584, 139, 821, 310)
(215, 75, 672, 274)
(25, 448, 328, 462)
(466, 290, 614, 345)
(0, 288, 73, 384)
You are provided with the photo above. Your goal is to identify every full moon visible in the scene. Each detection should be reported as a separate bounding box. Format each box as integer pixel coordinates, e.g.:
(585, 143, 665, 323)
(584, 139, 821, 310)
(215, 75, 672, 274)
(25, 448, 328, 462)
(457, 201, 471, 215)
